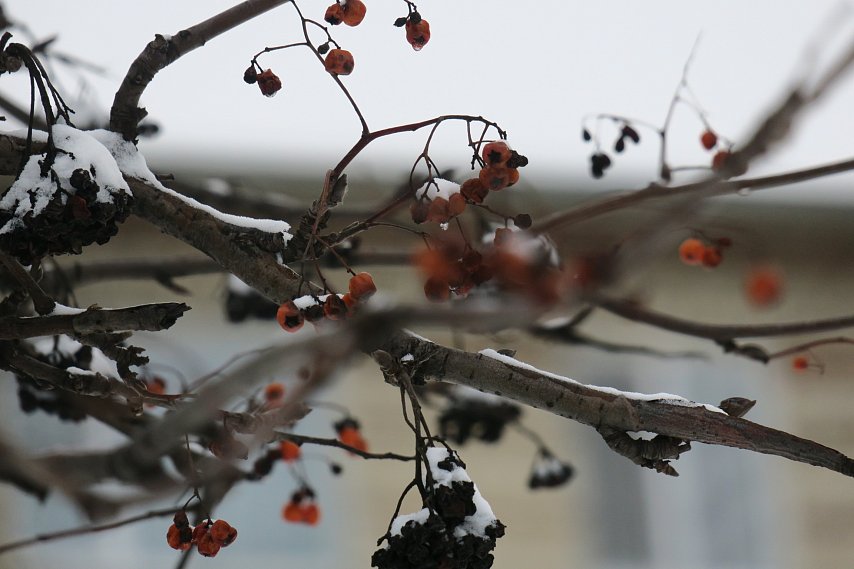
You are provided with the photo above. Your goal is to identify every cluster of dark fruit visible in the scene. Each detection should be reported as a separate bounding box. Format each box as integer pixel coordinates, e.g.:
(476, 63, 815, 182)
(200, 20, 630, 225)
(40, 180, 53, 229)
(527, 450, 574, 490)
(225, 287, 277, 323)
(439, 399, 521, 445)
(582, 124, 640, 179)
(15, 344, 95, 422)
(372, 453, 505, 569)
(166, 511, 237, 558)
(0, 167, 132, 265)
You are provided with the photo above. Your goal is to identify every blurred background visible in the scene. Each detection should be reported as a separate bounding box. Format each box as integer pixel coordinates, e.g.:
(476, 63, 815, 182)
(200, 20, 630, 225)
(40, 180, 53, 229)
(1, 1, 854, 568)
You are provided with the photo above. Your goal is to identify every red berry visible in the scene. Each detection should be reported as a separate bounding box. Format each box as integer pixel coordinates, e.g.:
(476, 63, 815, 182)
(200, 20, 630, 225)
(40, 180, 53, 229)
(712, 150, 730, 171)
(166, 524, 191, 551)
(338, 426, 367, 452)
(348, 272, 376, 300)
(478, 165, 512, 191)
(678, 238, 705, 266)
(405, 19, 431, 51)
(701, 130, 718, 150)
(792, 356, 809, 371)
(280, 440, 302, 461)
(424, 276, 450, 302)
(146, 376, 166, 395)
(324, 49, 355, 76)
(301, 503, 320, 525)
(197, 532, 221, 557)
(276, 300, 304, 332)
(448, 192, 467, 216)
(191, 524, 208, 544)
(323, 295, 348, 320)
(324, 3, 343, 24)
(283, 501, 302, 522)
(256, 69, 282, 97)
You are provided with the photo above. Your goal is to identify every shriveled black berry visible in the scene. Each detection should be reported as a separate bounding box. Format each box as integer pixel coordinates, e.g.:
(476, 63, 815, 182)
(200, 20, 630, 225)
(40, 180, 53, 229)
(243, 65, 258, 84)
(393, 16, 408, 27)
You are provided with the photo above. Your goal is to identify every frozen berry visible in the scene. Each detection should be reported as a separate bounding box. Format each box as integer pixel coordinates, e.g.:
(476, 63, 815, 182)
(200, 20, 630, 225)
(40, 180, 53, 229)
(276, 300, 304, 332)
(460, 178, 488, 204)
(481, 141, 512, 165)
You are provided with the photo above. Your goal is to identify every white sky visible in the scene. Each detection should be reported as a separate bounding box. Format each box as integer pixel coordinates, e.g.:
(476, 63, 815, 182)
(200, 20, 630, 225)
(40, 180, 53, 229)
(4, 1, 854, 198)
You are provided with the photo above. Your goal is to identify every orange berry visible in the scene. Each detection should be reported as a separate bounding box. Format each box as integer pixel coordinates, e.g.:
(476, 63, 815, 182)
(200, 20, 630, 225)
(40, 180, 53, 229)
(460, 178, 488, 204)
(448, 192, 467, 216)
(283, 501, 302, 522)
(341, 292, 357, 311)
(701, 246, 723, 268)
(348, 272, 376, 300)
(792, 356, 809, 371)
(197, 532, 221, 557)
(324, 48, 355, 75)
(481, 141, 512, 165)
(340, 0, 366, 26)
(700, 130, 718, 150)
(256, 69, 282, 97)
(338, 426, 368, 452)
(264, 382, 285, 402)
(506, 167, 520, 187)
(405, 19, 430, 51)
(745, 266, 783, 307)
(280, 440, 302, 461)
(712, 150, 730, 171)
(276, 300, 304, 332)
(478, 165, 511, 191)
(209, 520, 237, 547)
(678, 238, 705, 265)
(191, 524, 208, 544)
(146, 376, 166, 395)
(301, 503, 320, 525)
(323, 295, 348, 320)
(166, 524, 191, 551)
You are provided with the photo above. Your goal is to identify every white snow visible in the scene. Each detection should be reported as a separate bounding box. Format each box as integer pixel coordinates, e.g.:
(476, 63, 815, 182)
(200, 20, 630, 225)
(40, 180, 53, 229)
(48, 303, 86, 316)
(227, 274, 254, 295)
(482, 222, 560, 266)
(28, 334, 120, 378)
(90, 130, 293, 241)
(416, 178, 460, 201)
(533, 454, 568, 478)
(479, 348, 724, 413)
(291, 293, 343, 310)
(389, 507, 430, 537)
(401, 353, 414, 362)
(204, 178, 232, 196)
(0, 125, 130, 233)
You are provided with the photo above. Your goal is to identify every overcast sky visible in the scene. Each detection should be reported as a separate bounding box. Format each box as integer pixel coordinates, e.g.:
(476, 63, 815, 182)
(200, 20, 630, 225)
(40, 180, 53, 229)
(4, 1, 854, 199)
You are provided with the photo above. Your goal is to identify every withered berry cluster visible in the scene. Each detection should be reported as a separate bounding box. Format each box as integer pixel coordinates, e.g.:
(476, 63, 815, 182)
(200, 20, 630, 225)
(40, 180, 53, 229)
(678, 236, 730, 269)
(582, 124, 640, 179)
(439, 398, 521, 445)
(0, 167, 133, 265)
(334, 417, 368, 452)
(372, 452, 505, 569)
(166, 511, 238, 558)
(275, 272, 376, 333)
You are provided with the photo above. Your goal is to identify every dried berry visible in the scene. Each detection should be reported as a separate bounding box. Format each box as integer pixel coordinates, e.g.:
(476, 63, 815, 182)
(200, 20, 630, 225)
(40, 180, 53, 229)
(701, 130, 718, 150)
(256, 69, 282, 97)
(324, 48, 355, 76)
(276, 300, 304, 332)
(405, 18, 430, 51)
(459, 178, 488, 204)
(481, 141, 512, 165)
(243, 65, 258, 84)
(340, 0, 367, 26)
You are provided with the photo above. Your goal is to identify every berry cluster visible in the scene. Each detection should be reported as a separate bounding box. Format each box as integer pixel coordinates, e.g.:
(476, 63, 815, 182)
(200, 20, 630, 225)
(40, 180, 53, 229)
(439, 396, 521, 445)
(677, 236, 730, 269)
(527, 450, 574, 490)
(0, 165, 133, 265)
(166, 512, 238, 558)
(334, 417, 368, 452)
(324, 0, 367, 27)
(282, 488, 321, 525)
(393, 9, 430, 51)
(372, 448, 504, 569)
(244, 68, 283, 97)
(276, 272, 376, 333)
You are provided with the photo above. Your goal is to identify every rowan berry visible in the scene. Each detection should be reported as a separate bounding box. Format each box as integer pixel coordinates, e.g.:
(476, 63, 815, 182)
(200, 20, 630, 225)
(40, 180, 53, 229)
(701, 130, 718, 150)
(424, 276, 451, 302)
(410, 200, 430, 223)
(283, 501, 303, 522)
(280, 440, 302, 461)
(448, 192, 467, 216)
(338, 426, 368, 452)
(405, 18, 430, 50)
(339, 0, 367, 26)
(146, 376, 166, 395)
(745, 266, 783, 307)
(256, 69, 282, 97)
(264, 382, 285, 402)
(460, 178, 488, 204)
(481, 141, 512, 165)
(701, 246, 723, 268)
(323, 294, 348, 320)
(712, 150, 730, 171)
(197, 532, 221, 557)
(792, 356, 809, 371)
(324, 48, 355, 76)
(301, 503, 320, 525)
(324, 3, 343, 24)
(209, 520, 237, 547)
(167, 524, 192, 551)
(276, 300, 304, 332)
(348, 272, 376, 300)
(678, 238, 705, 266)
(479, 165, 512, 191)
